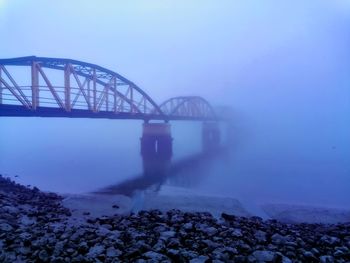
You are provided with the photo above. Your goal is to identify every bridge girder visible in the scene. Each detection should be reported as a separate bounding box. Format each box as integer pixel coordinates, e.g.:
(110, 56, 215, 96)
(0, 56, 163, 116)
(0, 56, 217, 121)
(159, 96, 217, 121)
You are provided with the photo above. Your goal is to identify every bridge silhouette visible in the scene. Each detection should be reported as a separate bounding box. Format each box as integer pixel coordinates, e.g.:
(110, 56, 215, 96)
(0, 56, 216, 121)
(0, 56, 222, 163)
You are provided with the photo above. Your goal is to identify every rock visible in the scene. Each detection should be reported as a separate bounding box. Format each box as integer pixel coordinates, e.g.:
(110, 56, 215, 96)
(231, 228, 243, 237)
(143, 251, 168, 261)
(183, 222, 193, 230)
(19, 215, 36, 226)
(311, 248, 319, 256)
(221, 213, 236, 221)
(202, 239, 220, 250)
(320, 255, 335, 263)
(205, 226, 218, 236)
(234, 255, 247, 263)
(106, 247, 121, 257)
(254, 230, 267, 243)
(2, 205, 19, 214)
(160, 230, 176, 240)
(251, 250, 276, 262)
(320, 235, 340, 246)
(17, 246, 31, 255)
(303, 250, 317, 260)
(0, 223, 13, 232)
(190, 255, 210, 263)
(53, 241, 65, 256)
(271, 233, 287, 245)
(19, 232, 32, 241)
(333, 250, 344, 257)
(86, 244, 105, 258)
(38, 249, 49, 261)
(274, 252, 292, 263)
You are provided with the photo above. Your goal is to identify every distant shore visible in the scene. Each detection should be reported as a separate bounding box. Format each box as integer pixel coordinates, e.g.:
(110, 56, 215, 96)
(0, 175, 349, 262)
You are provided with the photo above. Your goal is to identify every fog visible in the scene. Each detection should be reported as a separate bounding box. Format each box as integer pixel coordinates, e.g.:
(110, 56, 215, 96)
(0, 1, 349, 209)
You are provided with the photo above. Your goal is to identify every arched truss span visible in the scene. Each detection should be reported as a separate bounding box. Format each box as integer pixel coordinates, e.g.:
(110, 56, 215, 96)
(0, 56, 163, 116)
(159, 96, 217, 120)
(0, 57, 218, 121)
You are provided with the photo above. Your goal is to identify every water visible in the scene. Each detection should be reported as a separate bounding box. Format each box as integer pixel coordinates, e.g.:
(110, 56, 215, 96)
(0, 116, 349, 210)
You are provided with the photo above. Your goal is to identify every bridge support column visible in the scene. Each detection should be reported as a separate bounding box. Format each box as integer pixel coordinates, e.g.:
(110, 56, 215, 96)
(202, 122, 221, 151)
(141, 122, 172, 160)
(141, 122, 173, 177)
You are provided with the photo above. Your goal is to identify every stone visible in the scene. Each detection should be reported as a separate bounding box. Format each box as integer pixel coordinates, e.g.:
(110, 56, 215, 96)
(333, 250, 344, 257)
(38, 249, 49, 261)
(143, 251, 168, 261)
(271, 233, 287, 245)
(231, 228, 243, 237)
(221, 213, 236, 221)
(190, 255, 210, 263)
(251, 250, 276, 262)
(254, 230, 267, 243)
(87, 245, 105, 258)
(320, 235, 340, 246)
(205, 227, 218, 236)
(17, 246, 31, 255)
(0, 223, 13, 232)
(183, 223, 193, 230)
(303, 250, 317, 260)
(320, 255, 334, 263)
(106, 247, 121, 257)
(19, 215, 36, 226)
(160, 230, 176, 240)
(274, 252, 292, 263)
(2, 205, 19, 214)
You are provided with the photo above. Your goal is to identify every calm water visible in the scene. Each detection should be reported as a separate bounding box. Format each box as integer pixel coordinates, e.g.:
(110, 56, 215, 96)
(0, 117, 349, 209)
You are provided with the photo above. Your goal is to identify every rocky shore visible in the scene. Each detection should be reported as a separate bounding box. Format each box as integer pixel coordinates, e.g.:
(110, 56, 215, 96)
(0, 175, 349, 263)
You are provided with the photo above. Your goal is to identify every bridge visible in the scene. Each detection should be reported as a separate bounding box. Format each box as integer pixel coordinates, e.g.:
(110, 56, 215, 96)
(0, 56, 222, 160)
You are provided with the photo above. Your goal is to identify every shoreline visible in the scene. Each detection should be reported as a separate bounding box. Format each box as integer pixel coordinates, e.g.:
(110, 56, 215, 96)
(1, 175, 350, 262)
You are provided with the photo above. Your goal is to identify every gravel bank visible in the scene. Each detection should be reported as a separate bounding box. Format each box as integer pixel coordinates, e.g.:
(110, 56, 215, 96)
(1, 175, 349, 262)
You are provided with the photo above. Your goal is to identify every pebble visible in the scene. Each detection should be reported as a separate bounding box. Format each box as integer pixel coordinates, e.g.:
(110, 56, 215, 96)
(0, 175, 349, 262)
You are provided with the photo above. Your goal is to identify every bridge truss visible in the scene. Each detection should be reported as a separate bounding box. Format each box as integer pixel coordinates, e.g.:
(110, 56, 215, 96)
(0, 56, 217, 121)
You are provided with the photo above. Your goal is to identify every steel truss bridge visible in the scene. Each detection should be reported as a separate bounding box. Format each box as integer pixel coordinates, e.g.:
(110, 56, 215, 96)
(0, 56, 217, 121)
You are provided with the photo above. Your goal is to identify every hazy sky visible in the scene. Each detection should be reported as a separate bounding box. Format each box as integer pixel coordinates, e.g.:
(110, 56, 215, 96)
(1, 0, 349, 101)
(0, 1, 349, 205)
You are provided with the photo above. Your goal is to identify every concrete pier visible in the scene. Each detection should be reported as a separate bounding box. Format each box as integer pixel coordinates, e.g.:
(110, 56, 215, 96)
(202, 122, 221, 151)
(140, 122, 173, 177)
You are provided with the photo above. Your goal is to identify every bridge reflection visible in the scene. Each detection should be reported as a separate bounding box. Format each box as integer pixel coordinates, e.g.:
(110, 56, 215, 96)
(95, 146, 230, 196)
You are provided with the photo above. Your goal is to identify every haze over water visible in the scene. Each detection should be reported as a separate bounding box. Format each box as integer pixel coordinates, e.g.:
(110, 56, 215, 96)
(0, 0, 349, 209)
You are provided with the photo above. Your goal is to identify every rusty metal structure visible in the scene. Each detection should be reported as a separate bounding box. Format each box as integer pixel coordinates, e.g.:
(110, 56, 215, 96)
(0, 56, 217, 121)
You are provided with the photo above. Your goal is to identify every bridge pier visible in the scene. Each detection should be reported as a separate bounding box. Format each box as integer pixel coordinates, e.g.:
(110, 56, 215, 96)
(141, 122, 173, 176)
(202, 122, 221, 151)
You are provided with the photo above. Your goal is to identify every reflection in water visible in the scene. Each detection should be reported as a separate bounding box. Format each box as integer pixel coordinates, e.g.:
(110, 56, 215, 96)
(95, 146, 230, 197)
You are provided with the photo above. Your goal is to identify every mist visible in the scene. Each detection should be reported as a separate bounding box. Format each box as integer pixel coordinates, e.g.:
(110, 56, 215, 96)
(0, 0, 349, 210)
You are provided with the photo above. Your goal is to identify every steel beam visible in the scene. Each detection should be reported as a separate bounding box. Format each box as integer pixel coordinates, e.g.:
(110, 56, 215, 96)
(1, 65, 31, 107)
(31, 62, 39, 109)
(70, 65, 92, 110)
(64, 64, 71, 111)
(0, 67, 2, 104)
(0, 76, 29, 108)
(93, 68, 97, 112)
(36, 64, 64, 109)
(113, 77, 117, 113)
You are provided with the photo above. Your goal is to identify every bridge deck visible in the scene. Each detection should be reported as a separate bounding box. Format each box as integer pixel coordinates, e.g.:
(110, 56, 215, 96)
(0, 104, 214, 121)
